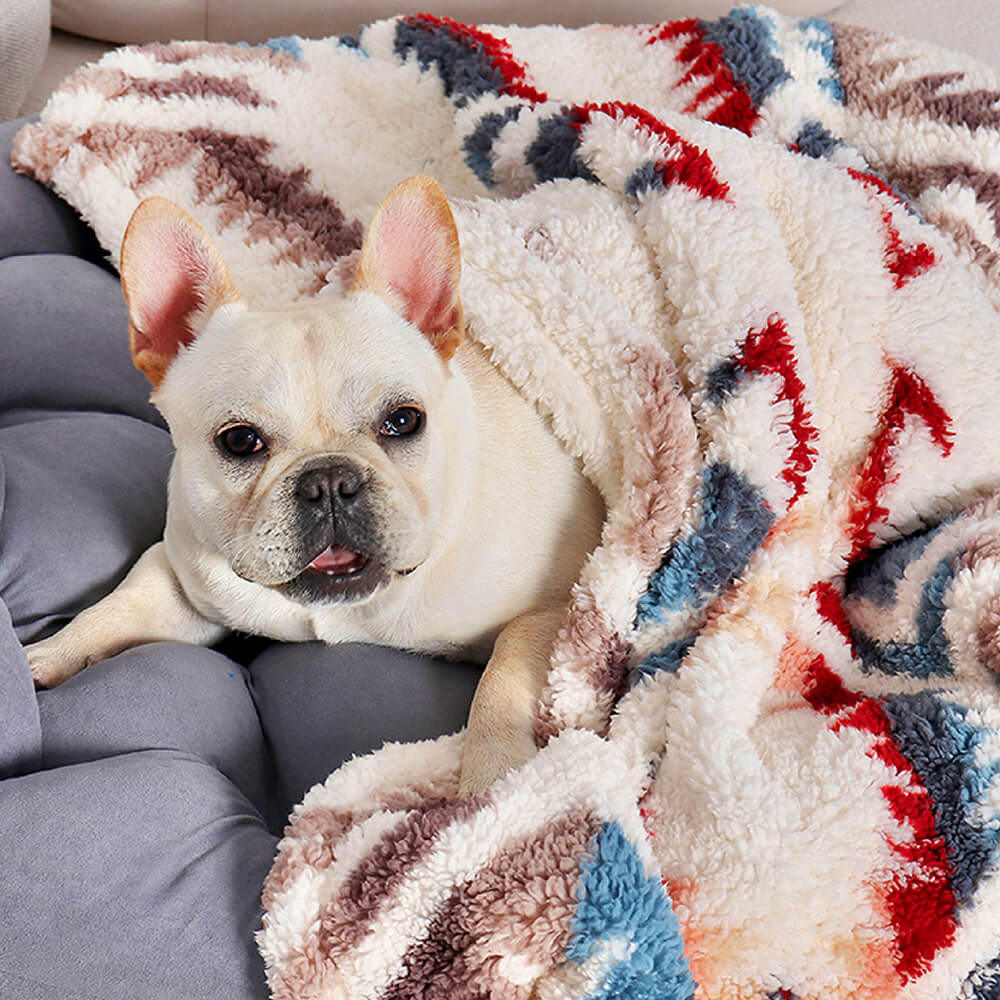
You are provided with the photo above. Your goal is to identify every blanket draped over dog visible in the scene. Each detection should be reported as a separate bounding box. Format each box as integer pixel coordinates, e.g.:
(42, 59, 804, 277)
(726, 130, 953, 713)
(16, 7, 1000, 996)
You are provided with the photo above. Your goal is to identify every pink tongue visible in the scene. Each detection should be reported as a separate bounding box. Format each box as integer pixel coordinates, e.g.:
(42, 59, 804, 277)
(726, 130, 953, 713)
(309, 545, 363, 573)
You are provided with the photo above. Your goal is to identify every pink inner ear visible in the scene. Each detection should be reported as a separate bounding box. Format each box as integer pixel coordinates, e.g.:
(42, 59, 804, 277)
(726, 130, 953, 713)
(130, 225, 213, 358)
(376, 203, 459, 339)
(390, 268, 460, 337)
(133, 253, 204, 356)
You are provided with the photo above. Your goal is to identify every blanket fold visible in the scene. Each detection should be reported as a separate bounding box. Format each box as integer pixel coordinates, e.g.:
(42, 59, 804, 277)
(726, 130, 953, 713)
(15, 7, 1000, 997)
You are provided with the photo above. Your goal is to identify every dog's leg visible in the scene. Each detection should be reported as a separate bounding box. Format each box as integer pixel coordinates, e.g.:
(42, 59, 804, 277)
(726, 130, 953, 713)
(24, 541, 226, 688)
(458, 606, 566, 797)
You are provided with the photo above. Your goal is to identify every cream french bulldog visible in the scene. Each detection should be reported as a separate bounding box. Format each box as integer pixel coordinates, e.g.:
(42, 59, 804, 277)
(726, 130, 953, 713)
(25, 176, 604, 795)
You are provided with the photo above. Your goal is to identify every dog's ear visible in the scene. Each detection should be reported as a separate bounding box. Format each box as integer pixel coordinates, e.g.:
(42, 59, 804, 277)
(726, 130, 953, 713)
(120, 197, 240, 387)
(353, 176, 464, 362)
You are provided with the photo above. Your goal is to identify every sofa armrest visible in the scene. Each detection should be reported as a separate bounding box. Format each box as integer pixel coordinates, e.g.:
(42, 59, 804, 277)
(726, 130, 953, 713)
(0, 0, 50, 121)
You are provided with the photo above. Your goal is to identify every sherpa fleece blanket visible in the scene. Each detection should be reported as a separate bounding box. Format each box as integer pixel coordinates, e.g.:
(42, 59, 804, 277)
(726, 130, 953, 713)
(16, 7, 1000, 997)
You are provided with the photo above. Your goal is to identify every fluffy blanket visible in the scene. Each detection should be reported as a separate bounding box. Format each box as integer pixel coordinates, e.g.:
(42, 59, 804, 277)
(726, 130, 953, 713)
(15, 7, 1000, 997)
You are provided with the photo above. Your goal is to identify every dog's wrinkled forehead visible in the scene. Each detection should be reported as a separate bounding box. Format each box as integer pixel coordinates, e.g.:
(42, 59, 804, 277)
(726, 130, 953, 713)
(157, 291, 447, 437)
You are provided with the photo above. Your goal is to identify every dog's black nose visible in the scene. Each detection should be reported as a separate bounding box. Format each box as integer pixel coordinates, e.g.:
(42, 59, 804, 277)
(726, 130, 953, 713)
(296, 464, 364, 504)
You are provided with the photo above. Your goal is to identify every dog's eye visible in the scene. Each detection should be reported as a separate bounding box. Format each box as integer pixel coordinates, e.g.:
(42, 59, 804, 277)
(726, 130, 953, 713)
(379, 407, 424, 438)
(216, 424, 265, 457)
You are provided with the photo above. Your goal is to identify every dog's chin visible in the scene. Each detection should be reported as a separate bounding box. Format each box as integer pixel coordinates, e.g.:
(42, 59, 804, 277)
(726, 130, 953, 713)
(278, 544, 392, 605)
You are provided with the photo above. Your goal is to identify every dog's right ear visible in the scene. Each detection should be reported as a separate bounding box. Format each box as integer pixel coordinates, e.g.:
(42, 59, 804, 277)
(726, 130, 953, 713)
(120, 198, 240, 387)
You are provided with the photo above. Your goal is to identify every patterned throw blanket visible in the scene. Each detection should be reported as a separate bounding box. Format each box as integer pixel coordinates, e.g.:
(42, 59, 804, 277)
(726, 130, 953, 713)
(15, 7, 1000, 997)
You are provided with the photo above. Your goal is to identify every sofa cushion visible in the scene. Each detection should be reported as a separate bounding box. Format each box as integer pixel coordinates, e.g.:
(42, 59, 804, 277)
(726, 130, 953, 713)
(0, 751, 276, 1000)
(0, 116, 101, 262)
(0, 414, 171, 644)
(37, 642, 271, 805)
(249, 640, 482, 821)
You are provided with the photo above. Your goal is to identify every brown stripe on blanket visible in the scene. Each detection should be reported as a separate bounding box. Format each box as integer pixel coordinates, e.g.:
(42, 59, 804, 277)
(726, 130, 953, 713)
(11, 122, 76, 185)
(382, 810, 600, 1000)
(538, 595, 630, 745)
(962, 531, 1000, 568)
(834, 23, 1000, 131)
(260, 804, 358, 910)
(46, 124, 363, 291)
(616, 344, 699, 558)
(897, 76, 1000, 131)
(891, 163, 1000, 240)
(262, 784, 458, 909)
(57, 66, 131, 99)
(540, 342, 698, 740)
(855, 70, 1000, 131)
(186, 128, 364, 268)
(121, 71, 275, 109)
(832, 22, 900, 112)
(932, 216, 1000, 292)
(965, 487, 1000, 520)
(144, 40, 300, 70)
(317, 795, 490, 954)
(77, 124, 197, 188)
(15, 122, 194, 189)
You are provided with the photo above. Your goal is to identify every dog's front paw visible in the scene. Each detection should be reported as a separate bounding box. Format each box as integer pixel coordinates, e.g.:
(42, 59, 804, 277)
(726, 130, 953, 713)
(24, 633, 95, 688)
(458, 730, 537, 798)
(457, 765, 493, 799)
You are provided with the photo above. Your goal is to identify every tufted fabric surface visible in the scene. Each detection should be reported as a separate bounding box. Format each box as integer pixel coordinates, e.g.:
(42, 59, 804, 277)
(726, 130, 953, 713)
(0, 0, 49, 121)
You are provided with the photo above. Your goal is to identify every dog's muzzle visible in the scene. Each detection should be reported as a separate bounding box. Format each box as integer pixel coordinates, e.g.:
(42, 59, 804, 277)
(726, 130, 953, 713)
(280, 459, 391, 605)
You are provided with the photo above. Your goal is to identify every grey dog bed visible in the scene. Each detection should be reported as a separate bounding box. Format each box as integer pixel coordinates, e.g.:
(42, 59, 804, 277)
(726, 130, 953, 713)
(0, 115, 480, 1000)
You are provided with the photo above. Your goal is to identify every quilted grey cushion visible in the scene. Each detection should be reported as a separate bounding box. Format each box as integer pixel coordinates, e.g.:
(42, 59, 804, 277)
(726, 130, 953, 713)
(0, 115, 480, 1000)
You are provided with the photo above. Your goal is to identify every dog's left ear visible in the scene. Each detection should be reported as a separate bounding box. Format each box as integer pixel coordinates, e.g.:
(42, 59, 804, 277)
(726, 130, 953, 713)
(353, 175, 464, 362)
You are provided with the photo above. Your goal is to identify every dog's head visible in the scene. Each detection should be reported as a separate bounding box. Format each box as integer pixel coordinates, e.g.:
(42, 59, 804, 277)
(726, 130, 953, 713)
(121, 176, 470, 606)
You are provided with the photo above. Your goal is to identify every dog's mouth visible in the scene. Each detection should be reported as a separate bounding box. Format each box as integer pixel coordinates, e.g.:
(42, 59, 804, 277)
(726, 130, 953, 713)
(307, 543, 370, 577)
(280, 541, 390, 605)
